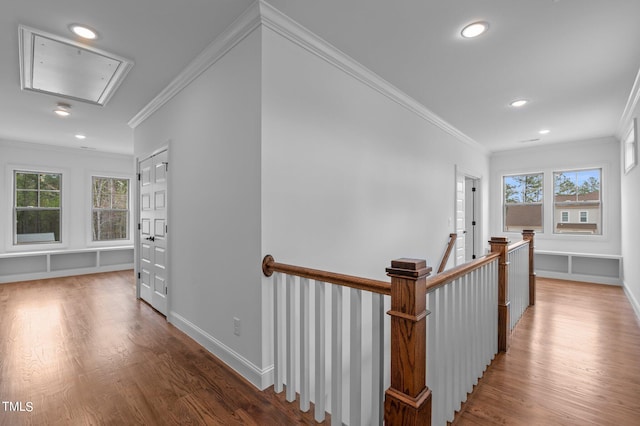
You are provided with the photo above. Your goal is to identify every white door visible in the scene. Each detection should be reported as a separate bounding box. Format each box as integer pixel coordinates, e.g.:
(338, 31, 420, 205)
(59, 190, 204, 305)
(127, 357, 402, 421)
(465, 177, 477, 261)
(455, 173, 466, 265)
(138, 150, 168, 315)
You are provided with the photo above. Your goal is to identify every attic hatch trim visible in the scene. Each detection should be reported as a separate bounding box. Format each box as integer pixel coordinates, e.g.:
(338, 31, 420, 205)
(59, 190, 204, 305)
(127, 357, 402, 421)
(18, 24, 134, 106)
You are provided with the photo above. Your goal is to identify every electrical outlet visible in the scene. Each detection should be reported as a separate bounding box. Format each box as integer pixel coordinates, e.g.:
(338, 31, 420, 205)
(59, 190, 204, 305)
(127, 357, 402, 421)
(233, 317, 241, 336)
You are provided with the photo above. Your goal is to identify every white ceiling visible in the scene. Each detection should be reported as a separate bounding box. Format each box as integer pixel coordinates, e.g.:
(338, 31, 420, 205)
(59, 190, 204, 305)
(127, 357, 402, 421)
(2, 0, 639, 155)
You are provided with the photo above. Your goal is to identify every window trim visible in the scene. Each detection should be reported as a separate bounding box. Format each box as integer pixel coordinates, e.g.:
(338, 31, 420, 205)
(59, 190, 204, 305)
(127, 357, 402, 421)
(580, 211, 588, 223)
(502, 172, 544, 233)
(561, 211, 569, 223)
(87, 172, 134, 247)
(499, 163, 608, 241)
(7, 166, 68, 251)
(553, 167, 602, 235)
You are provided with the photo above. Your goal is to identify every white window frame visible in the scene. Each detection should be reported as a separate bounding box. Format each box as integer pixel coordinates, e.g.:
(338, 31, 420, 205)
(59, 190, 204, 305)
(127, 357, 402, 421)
(91, 176, 131, 242)
(7, 166, 68, 251)
(553, 167, 602, 236)
(579, 211, 588, 223)
(561, 211, 569, 223)
(87, 171, 134, 247)
(502, 172, 544, 233)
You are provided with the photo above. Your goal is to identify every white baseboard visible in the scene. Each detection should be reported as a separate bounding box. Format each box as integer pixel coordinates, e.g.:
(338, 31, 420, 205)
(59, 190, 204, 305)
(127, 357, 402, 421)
(169, 311, 274, 390)
(622, 281, 640, 325)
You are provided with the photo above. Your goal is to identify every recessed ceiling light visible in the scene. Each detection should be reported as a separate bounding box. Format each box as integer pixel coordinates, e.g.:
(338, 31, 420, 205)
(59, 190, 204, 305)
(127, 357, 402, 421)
(539, 129, 550, 135)
(54, 102, 71, 117)
(75, 134, 86, 140)
(510, 99, 528, 108)
(461, 21, 489, 38)
(69, 24, 98, 40)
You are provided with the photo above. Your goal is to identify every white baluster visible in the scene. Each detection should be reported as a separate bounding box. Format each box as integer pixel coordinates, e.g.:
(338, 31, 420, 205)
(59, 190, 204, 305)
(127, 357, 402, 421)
(315, 281, 326, 422)
(432, 287, 449, 424)
(331, 285, 342, 426)
(350, 288, 362, 426)
(371, 292, 384, 426)
(286, 274, 296, 402)
(274, 272, 283, 393)
(300, 278, 310, 412)
(445, 283, 454, 422)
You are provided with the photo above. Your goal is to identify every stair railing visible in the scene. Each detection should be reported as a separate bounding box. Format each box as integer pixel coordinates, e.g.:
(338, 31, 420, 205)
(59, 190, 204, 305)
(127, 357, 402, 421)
(261, 231, 534, 426)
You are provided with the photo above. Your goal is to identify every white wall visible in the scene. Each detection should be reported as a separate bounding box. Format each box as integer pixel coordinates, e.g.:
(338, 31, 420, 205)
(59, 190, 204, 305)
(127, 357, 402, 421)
(134, 29, 264, 382)
(620, 101, 640, 319)
(0, 140, 134, 253)
(490, 137, 621, 255)
(261, 27, 490, 282)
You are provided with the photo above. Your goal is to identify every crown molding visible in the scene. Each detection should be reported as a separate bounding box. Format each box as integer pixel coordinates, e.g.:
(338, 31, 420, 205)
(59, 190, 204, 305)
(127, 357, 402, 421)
(617, 66, 640, 140)
(258, 1, 483, 152)
(129, 0, 484, 153)
(128, 2, 263, 128)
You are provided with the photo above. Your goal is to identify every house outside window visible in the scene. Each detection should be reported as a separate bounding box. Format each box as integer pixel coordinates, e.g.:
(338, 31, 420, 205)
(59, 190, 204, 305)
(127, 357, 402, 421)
(92, 177, 129, 241)
(503, 173, 543, 232)
(14, 171, 62, 244)
(554, 168, 601, 234)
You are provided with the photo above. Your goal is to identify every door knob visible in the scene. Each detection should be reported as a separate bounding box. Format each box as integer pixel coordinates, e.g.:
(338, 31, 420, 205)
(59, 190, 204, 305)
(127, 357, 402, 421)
(145, 236, 155, 241)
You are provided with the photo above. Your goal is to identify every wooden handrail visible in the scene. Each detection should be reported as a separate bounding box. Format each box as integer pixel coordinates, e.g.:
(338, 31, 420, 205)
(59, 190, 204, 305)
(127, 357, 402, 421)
(426, 252, 500, 293)
(262, 255, 391, 295)
(508, 239, 529, 253)
(437, 233, 458, 273)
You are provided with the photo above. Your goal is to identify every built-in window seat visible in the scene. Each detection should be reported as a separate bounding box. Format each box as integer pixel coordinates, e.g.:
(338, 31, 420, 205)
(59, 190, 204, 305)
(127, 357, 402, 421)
(535, 250, 622, 285)
(0, 246, 134, 283)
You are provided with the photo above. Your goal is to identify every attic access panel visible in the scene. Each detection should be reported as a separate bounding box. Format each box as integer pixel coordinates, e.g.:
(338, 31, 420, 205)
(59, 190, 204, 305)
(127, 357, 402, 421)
(18, 25, 133, 106)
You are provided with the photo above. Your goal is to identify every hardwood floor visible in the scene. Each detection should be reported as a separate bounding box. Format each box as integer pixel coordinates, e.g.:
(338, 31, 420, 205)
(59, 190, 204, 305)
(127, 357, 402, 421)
(0, 271, 318, 426)
(452, 278, 640, 426)
(2, 273, 639, 425)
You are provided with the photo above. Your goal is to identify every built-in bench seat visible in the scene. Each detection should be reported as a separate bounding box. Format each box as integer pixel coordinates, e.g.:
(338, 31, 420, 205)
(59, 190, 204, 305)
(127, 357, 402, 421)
(0, 246, 134, 283)
(534, 250, 622, 285)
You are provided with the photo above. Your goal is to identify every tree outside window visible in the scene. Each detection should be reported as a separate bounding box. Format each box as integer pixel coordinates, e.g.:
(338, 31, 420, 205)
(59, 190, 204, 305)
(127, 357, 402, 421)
(14, 171, 61, 244)
(553, 169, 601, 234)
(92, 177, 129, 241)
(503, 173, 543, 232)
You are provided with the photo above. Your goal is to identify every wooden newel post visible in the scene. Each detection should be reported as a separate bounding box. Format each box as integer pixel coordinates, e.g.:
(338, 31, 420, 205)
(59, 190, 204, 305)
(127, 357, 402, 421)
(521, 230, 536, 306)
(490, 237, 510, 352)
(384, 258, 432, 426)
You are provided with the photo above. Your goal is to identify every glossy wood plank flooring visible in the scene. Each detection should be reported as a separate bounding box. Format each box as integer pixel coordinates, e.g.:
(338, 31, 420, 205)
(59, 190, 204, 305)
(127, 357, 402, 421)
(453, 278, 640, 426)
(0, 272, 318, 426)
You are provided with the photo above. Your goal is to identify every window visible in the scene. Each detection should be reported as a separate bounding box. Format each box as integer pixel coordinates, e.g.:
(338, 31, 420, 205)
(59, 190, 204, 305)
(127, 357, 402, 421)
(503, 173, 543, 232)
(580, 211, 588, 223)
(92, 177, 129, 241)
(14, 171, 61, 244)
(554, 169, 601, 234)
(561, 211, 569, 223)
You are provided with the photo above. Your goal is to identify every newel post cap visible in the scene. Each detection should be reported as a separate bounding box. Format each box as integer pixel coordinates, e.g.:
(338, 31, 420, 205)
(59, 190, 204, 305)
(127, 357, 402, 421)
(489, 236, 509, 245)
(386, 258, 432, 279)
(522, 229, 536, 239)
